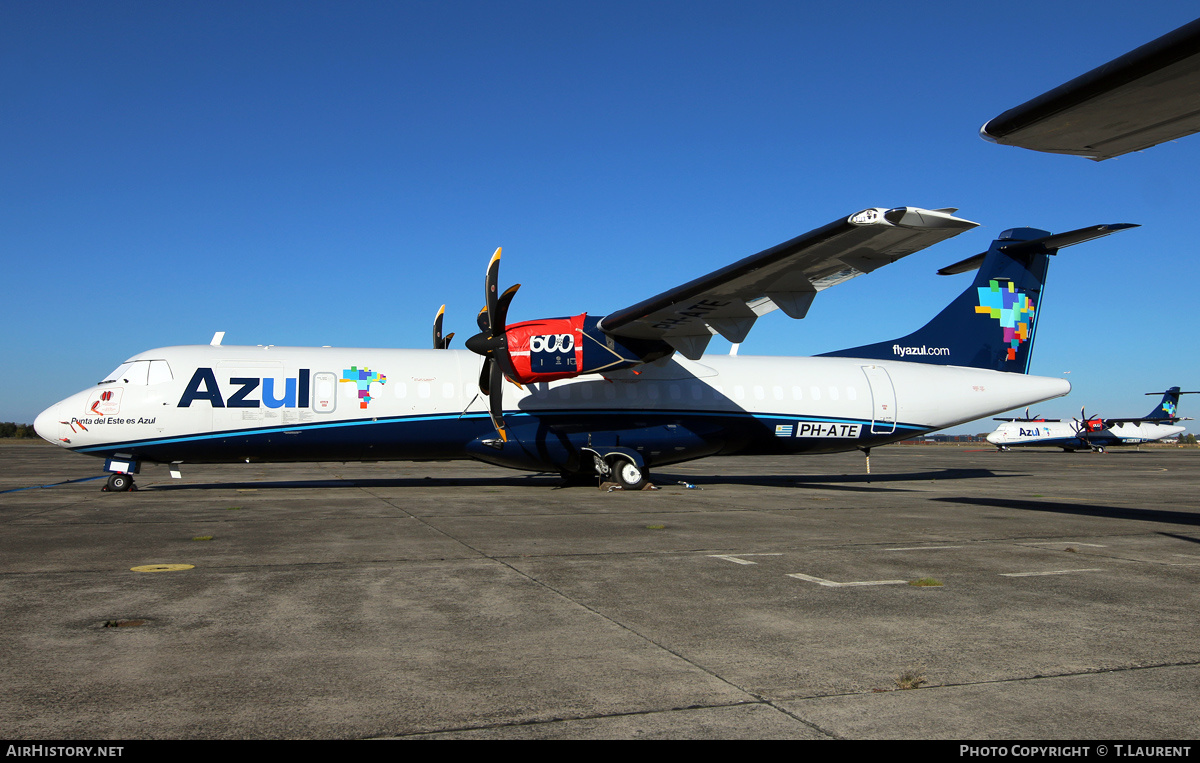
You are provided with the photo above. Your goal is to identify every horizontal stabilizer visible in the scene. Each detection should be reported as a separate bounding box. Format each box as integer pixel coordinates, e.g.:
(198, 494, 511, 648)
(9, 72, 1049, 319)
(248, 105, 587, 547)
(938, 224, 1138, 275)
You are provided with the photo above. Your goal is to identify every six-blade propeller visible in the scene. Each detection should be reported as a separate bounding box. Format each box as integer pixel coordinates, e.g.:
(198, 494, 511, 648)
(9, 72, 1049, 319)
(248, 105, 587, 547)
(463, 248, 521, 441)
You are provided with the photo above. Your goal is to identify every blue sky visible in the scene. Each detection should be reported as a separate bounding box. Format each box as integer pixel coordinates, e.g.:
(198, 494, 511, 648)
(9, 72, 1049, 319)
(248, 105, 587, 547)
(3, 1, 1198, 433)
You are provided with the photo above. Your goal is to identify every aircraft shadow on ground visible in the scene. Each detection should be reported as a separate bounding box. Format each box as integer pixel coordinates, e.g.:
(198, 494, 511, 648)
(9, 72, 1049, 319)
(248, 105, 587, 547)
(667, 467, 1009, 491)
(147, 474, 563, 491)
(142, 467, 1008, 492)
(1159, 531, 1200, 545)
(932, 496, 1200, 528)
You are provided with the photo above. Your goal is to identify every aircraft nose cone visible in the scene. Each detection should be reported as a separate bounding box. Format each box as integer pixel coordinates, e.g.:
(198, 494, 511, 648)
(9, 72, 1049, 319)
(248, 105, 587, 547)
(33, 404, 61, 445)
(985, 432, 1000, 444)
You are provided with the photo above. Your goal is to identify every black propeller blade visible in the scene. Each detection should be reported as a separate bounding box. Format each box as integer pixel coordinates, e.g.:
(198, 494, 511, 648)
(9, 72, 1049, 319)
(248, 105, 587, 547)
(433, 305, 454, 350)
(1072, 405, 1103, 447)
(463, 248, 521, 441)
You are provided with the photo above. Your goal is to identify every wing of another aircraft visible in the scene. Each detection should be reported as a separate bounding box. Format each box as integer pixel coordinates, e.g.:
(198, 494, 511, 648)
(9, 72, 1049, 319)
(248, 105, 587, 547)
(597, 206, 978, 359)
(981, 18, 1200, 161)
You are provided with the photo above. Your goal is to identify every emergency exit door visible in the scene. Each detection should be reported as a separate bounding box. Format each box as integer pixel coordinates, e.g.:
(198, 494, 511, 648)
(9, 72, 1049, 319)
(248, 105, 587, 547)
(861, 365, 896, 435)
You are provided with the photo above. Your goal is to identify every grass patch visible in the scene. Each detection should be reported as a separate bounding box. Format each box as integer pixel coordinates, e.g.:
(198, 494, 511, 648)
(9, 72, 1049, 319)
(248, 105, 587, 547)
(894, 665, 927, 690)
(908, 577, 943, 587)
(192, 535, 214, 541)
(645, 524, 666, 530)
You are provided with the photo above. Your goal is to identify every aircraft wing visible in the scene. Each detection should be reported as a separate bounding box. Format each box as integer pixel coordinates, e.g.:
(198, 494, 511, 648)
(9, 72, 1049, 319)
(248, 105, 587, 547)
(1104, 416, 1190, 425)
(597, 206, 978, 359)
(981, 18, 1200, 161)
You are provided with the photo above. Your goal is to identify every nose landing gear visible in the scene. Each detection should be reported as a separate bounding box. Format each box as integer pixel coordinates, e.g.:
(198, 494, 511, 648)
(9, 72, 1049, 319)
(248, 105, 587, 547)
(104, 473, 137, 492)
(102, 457, 140, 492)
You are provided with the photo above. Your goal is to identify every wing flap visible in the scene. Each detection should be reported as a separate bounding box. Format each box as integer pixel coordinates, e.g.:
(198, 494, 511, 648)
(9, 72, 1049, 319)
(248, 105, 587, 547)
(599, 206, 978, 355)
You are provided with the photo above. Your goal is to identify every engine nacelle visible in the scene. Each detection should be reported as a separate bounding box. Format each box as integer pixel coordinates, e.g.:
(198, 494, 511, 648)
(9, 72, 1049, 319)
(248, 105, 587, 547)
(503, 314, 672, 385)
(506, 314, 587, 384)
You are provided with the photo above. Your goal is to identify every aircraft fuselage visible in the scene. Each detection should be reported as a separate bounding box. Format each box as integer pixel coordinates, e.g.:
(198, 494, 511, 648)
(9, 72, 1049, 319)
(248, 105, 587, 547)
(35, 345, 1070, 476)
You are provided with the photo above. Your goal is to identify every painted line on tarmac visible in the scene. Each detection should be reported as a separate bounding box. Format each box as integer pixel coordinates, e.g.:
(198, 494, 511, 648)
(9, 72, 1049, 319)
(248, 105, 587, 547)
(1000, 568, 1103, 577)
(885, 545, 965, 551)
(708, 553, 783, 565)
(787, 573, 908, 587)
(131, 564, 195, 572)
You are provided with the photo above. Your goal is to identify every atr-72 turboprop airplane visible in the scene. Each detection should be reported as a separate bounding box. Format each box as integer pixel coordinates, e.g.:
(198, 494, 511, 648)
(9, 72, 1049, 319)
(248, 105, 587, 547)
(986, 387, 1196, 452)
(34, 207, 1135, 491)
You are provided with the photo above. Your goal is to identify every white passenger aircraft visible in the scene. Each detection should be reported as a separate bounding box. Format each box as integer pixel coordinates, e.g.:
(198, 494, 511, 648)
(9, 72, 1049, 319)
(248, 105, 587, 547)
(33, 207, 1135, 491)
(987, 387, 1195, 452)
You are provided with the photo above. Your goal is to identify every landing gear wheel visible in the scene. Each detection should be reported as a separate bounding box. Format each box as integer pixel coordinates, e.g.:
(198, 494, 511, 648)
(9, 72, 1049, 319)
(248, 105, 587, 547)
(105, 473, 134, 492)
(611, 459, 647, 490)
(1095, 446, 1106, 454)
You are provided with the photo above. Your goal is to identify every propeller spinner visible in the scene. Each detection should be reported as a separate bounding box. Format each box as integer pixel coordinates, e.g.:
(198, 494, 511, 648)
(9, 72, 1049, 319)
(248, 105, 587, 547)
(463, 248, 521, 441)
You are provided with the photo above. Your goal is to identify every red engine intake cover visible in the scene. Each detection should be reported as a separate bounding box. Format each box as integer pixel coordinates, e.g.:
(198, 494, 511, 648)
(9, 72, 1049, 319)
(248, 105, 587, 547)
(505, 314, 586, 384)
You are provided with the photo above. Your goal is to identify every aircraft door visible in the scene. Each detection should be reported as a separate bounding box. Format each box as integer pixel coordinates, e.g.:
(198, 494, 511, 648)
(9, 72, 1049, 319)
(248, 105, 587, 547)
(861, 365, 896, 434)
(312, 372, 338, 413)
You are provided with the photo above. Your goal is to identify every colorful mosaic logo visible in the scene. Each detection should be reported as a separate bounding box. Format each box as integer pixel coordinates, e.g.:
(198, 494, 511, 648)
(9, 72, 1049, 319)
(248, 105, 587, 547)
(1163, 400, 1177, 417)
(340, 366, 387, 409)
(975, 279, 1035, 361)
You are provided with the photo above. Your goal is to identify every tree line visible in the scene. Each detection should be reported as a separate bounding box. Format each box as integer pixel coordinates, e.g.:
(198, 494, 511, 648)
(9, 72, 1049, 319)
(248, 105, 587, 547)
(0, 422, 36, 438)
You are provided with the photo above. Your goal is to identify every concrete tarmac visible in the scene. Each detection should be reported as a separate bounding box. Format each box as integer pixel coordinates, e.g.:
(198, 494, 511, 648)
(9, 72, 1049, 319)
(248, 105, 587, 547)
(2, 440, 1198, 740)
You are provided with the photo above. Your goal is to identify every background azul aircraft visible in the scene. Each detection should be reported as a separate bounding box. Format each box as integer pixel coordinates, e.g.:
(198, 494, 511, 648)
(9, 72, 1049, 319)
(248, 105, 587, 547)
(34, 207, 1133, 491)
(987, 387, 1196, 452)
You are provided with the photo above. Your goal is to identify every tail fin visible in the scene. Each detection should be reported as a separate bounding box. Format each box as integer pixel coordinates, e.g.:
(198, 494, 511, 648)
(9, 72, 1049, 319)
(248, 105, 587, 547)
(818, 223, 1137, 372)
(1144, 387, 1199, 420)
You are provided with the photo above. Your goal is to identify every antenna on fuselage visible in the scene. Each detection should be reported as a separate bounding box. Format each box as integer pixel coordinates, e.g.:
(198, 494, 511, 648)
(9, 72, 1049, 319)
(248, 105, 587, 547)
(210, 332, 225, 346)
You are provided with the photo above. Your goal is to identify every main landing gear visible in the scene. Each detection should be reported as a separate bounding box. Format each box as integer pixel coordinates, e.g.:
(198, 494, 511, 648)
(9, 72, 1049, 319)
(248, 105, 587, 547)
(585, 448, 649, 490)
(610, 459, 648, 490)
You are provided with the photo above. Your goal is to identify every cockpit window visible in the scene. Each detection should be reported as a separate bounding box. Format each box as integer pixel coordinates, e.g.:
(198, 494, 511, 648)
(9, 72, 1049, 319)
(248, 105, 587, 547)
(99, 360, 172, 385)
(100, 362, 135, 385)
(147, 360, 173, 384)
